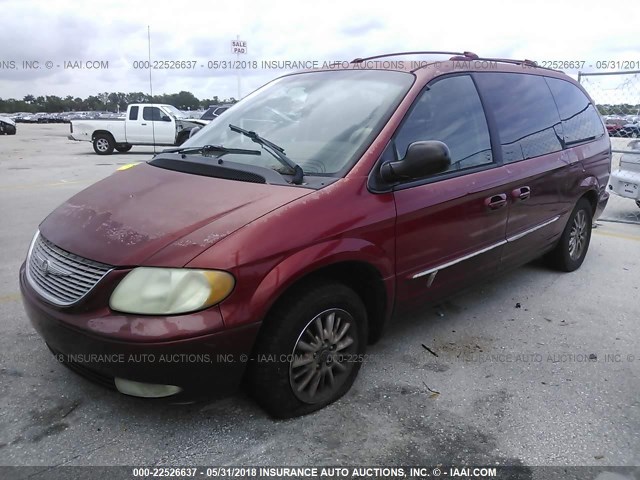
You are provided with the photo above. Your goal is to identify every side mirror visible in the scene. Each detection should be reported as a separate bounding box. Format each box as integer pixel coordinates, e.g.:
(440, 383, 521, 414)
(380, 141, 451, 182)
(161, 115, 172, 122)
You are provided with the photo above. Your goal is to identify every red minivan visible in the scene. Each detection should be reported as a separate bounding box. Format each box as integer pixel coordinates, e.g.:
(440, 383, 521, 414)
(20, 52, 611, 417)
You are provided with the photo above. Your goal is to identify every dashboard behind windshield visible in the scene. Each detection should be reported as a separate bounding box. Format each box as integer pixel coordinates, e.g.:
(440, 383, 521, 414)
(180, 70, 413, 176)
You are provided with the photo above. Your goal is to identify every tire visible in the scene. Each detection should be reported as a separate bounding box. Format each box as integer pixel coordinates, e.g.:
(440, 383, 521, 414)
(175, 131, 190, 146)
(636, 200, 640, 209)
(247, 281, 368, 418)
(115, 144, 132, 153)
(547, 198, 593, 272)
(93, 133, 115, 155)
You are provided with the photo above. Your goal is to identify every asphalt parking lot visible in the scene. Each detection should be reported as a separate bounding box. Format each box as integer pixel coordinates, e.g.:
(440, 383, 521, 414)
(1, 125, 639, 468)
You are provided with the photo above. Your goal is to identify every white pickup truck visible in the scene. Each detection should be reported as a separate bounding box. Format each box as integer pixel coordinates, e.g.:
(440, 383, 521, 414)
(69, 104, 207, 155)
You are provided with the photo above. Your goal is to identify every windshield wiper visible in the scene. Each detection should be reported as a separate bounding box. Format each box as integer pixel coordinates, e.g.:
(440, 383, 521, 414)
(163, 144, 261, 156)
(228, 124, 304, 185)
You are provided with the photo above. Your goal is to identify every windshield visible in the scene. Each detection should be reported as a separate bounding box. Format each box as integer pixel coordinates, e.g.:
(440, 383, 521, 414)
(179, 70, 413, 175)
(163, 105, 187, 119)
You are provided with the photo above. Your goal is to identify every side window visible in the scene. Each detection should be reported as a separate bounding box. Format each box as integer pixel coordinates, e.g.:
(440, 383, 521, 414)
(128, 106, 139, 121)
(545, 77, 605, 145)
(475, 73, 563, 163)
(394, 75, 493, 173)
(143, 106, 164, 121)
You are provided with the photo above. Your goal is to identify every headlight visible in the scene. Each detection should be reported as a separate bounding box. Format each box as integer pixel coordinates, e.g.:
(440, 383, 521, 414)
(109, 268, 234, 315)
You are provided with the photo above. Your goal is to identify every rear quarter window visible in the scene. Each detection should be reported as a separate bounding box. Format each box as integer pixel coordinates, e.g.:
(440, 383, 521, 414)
(128, 106, 139, 120)
(545, 77, 605, 145)
(475, 72, 563, 163)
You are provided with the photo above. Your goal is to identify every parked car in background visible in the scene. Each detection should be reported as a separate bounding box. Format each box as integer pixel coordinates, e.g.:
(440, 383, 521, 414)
(0, 116, 16, 134)
(20, 53, 610, 417)
(616, 123, 640, 138)
(605, 118, 626, 136)
(14, 113, 36, 123)
(69, 103, 208, 154)
(201, 104, 233, 121)
(609, 139, 640, 208)
(182, 110, 205, 119)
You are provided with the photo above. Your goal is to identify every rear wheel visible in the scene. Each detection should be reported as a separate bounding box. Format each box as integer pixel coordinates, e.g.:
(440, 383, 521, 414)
(547, 198, 593, 272)
(93, 134, 115, 155)
(247, 281, 367, 418)
(115, 144, 132, 153)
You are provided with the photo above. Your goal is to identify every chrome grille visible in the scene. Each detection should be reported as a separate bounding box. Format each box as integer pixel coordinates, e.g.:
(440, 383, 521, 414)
(26, 232, 113, 306)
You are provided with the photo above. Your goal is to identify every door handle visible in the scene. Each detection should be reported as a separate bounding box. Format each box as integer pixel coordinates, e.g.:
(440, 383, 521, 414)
(511, 186, 531, 201)
(485, 193, 507, 210)
(141, 123, 147, 126)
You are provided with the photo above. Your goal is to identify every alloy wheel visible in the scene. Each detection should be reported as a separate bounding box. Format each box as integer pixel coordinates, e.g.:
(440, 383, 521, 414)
(289, 308, 358, 404)
(96, 138, 109, 152)
(568, 210, 588, 260)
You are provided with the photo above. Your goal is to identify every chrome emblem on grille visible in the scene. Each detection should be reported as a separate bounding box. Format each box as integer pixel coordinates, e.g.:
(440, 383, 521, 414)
(35, 254, 70, 277)
(40, 258, 50, 276)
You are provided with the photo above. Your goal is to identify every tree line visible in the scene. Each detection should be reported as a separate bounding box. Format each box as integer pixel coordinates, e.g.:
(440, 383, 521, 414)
(596, 104, 640, 116)
(0, 91, 237, 113)
(1, 92, 638, 116)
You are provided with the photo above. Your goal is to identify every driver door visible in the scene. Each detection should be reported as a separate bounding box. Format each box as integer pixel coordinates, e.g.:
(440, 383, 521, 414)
(127, 106, 176, 145)
(391, 75, 509, 308)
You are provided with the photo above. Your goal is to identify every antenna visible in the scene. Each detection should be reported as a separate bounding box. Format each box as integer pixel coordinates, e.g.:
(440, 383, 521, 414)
(148, 25, 156, 154)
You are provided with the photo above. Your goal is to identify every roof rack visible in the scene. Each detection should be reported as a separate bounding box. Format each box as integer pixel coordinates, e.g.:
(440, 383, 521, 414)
(351, 51, 479, 63)
(410, 56, 561, 73)
(472, 57, 539, 67)
(351, 52, 562, 73)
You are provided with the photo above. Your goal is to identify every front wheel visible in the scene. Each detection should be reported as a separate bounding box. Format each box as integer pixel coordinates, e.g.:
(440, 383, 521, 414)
(547, 198, 593, 272)
(93, 134, 115, 155)
(247, 281, 367, 418)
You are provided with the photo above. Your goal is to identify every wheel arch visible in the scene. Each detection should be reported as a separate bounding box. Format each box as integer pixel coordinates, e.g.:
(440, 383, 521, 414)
(245, 241, 394, 344)
(279, 260, 390, 343)
(91, 130, 115, 142)
(581, 189, 598, 215)
(577, 176, 600, 215)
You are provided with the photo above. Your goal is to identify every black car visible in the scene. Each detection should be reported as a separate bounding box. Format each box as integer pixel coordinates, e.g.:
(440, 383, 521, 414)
(0, 116, 17, 135)
(200, 104, 232, 121)
(615, 123, 640, 138)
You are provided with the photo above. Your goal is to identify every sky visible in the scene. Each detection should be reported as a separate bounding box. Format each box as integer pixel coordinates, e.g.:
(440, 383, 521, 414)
(0, 0, 639, 104)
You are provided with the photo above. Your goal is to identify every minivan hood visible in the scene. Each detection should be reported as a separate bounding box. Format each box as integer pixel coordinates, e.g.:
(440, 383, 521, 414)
(39, 162, 310, 267)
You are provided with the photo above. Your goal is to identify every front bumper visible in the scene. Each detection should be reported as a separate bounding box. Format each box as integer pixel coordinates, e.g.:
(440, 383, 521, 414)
(19, 264, 260, 401)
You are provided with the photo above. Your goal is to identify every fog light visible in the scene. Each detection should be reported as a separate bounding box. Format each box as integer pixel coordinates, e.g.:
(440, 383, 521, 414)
(115, 378, 182, 398)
